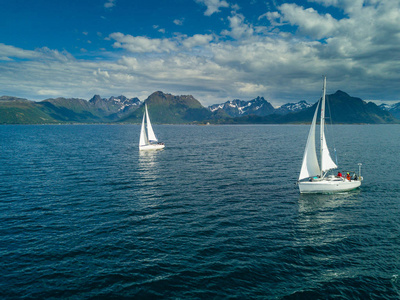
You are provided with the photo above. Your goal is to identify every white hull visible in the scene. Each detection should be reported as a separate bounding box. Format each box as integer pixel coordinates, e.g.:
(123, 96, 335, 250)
(299, 178, 361, 194)
(139, 143, 165, 151)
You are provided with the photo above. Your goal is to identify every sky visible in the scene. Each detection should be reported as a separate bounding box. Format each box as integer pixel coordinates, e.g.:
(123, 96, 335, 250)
(1, 0, 400, 106)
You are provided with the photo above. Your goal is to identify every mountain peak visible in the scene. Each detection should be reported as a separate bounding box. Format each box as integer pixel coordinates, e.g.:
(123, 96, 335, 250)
(379, 101, 400, 119)
(333, 90, 350, 97)
(89, 95, 103, 103)
(208, 96, 274, 117)
(275, 100, 312, 115)
(122, 91, 209, 123)
(145, 91, 202, 108)
(150, 91, 167, 97)
(0, 96, 29, 102)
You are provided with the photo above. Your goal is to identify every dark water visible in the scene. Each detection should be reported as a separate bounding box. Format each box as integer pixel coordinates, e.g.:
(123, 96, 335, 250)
(1, 124, 400, 299)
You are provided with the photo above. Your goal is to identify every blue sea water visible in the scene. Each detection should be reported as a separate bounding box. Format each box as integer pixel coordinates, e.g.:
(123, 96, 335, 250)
(0, 124, 400, 299)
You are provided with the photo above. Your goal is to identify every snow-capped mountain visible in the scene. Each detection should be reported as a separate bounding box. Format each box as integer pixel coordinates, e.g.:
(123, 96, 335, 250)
(209, 97, 311, 117)
(208, 96, 275, 117)
(379, 102, 400, 119)
(89, 95, 141, 113)
(274, 100, 312, 115)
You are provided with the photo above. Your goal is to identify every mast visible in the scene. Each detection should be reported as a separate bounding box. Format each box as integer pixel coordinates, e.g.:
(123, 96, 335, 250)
(320, 75, 326, 177)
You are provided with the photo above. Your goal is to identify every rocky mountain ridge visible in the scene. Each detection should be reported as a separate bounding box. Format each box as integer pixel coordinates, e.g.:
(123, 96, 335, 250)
(208, 97, 312, 117)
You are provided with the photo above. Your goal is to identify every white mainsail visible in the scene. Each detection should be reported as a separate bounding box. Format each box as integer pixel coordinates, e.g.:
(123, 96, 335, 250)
(139, 113, 148, 147)
(299, 101, 321, 181)
(145, 104, 158, 142)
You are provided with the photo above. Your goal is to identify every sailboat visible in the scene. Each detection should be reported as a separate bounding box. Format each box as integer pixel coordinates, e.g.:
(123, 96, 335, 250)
(298, 76, 362, 193)
(139, 104, 165, 151)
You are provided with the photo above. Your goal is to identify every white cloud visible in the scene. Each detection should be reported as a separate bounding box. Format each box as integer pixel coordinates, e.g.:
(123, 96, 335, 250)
(104, 0, 116, 8)
(309, 0, 364, 14)
(109, 32, 215, 53)
(173, 19, 184, 26)
(109, 32, 178, 53)
(153, 25, 166, 34)
(37, 89, 61, 96)
(182, 34, 214, 49)
(276, 3, 339, 39)
(93, 68, 110, 78)
(195, 0, 229, 16)
(236, 82, 267, 94)
(221, 13, 254, 40)
(0, 43, 40, 61)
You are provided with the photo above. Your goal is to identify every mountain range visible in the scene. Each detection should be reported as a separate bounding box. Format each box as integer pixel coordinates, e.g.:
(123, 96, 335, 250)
(208, 97, 312, 117)
(0, 90, 399, 124)
(213, 91, 397, 124)
(0, 95, 140, 124)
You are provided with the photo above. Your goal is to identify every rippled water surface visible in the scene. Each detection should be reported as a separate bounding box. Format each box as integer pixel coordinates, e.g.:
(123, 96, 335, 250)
(1, 124, 400, 299)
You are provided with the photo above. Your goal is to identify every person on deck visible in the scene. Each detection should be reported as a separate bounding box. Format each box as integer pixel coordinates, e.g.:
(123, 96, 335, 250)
(346, 172, 351, 181)
(337, 171, 342, 177)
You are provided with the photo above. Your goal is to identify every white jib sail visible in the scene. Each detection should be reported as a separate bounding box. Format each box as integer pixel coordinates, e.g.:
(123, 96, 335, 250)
(145, 104, 158, 142)
(299, 101, 321, 181)
(321, 130, 337, 172)
(139, 113, 148, 147)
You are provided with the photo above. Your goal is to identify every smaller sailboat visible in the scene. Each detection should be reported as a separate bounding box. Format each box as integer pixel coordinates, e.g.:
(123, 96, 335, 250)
(139, 104, 165, 151)
(298, 76, 362, 193)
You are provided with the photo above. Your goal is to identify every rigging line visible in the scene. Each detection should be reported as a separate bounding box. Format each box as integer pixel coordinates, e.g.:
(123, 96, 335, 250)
(326, 92, 338, 165)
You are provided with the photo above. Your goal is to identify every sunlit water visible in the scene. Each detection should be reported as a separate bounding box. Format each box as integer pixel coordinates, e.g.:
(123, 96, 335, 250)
(1, 124, 399, 299)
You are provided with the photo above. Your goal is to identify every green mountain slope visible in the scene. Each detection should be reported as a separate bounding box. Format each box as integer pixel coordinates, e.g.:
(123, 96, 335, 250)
(38, 98, 103, 122)
(0, 97, 57, 124)
(0, 95, 142, 124)
(120, 91, 212, 124)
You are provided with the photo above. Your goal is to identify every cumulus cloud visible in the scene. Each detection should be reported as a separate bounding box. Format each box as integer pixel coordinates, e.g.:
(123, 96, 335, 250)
(276, 4, 339, 39)
(0, 43, 40, 61)
(104, 0, 400, 104)
(182, 34, 214, 49)
(222, 13, 254, 40)
(309, 0, 364, 14)
(2, 0, 400, 105)
(109, 32, 215, 53)
(236, 82, 267, 94)
(93, 68, 110, 78)
(109, 32, 178, 53)
(195, 0, 229, 16)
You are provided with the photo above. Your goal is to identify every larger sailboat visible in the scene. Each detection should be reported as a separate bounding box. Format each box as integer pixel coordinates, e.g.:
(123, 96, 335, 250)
(139, 104, 165, 151)
(298, 76, 362, 193)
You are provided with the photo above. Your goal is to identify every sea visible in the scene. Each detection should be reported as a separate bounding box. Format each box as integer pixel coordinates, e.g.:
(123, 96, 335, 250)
(1, 124, 400, 299)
